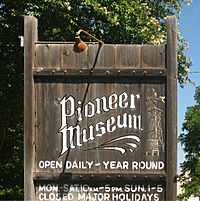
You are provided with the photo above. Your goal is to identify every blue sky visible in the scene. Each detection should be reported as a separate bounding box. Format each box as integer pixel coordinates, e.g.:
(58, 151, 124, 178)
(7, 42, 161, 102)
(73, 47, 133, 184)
(178, 0, 200, 172)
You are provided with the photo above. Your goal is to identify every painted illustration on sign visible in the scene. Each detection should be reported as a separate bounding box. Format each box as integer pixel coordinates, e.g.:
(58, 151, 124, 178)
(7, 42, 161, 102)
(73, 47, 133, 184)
(145, 88, 165, 157)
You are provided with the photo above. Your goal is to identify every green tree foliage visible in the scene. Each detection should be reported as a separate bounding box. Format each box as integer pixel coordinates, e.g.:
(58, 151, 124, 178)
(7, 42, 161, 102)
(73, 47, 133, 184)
(178, 86, 200, 199)
(0, 0, 192, 199)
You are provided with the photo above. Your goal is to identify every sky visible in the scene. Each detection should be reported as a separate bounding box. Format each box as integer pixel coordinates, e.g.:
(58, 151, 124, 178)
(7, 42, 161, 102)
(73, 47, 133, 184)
(177, 0, 200, 172)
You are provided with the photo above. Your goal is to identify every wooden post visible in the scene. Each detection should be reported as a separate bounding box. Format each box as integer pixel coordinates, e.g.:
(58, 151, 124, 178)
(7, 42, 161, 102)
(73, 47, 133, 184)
(166, 16, 177, 201)
(24, 16, 38, 200)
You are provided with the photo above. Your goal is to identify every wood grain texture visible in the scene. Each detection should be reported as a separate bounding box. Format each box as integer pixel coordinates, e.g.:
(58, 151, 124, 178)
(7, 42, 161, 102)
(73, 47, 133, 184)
(166, 16, 177, 201)
(24, 16, 38, 200)
(35, 43, 165, 69)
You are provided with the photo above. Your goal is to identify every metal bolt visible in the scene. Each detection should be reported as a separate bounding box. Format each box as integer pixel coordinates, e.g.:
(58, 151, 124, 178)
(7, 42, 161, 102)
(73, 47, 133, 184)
(63, 51, 69, 56)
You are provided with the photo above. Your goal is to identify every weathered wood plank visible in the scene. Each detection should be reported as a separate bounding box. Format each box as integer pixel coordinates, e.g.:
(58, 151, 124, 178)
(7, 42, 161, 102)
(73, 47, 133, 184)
(88, 44, 115, 68)
(61, 44, 77, 68)
(141, 45, 165, 68)
(115, 45, 141, 68)
(35, 83, 64, 173)
(34, 44, 165, 69)
(35, 44, 62, 68)
(166, 16, 177, 201)
(24, 16, 38, 200)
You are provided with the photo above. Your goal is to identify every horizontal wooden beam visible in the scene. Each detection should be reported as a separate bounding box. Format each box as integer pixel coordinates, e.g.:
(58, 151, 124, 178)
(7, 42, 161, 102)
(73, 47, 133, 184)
(33, 68, 167, 77)
(34, 44, 165, 69)
(33, 172, 166, 182)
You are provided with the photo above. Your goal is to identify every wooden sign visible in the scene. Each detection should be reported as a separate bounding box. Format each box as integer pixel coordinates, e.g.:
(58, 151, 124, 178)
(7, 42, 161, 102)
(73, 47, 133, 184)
(24, 16, 177, 201)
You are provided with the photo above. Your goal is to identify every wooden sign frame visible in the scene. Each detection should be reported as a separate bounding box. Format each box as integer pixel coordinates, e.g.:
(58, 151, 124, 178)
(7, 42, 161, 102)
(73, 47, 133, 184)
(24, 16, 177, 200)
